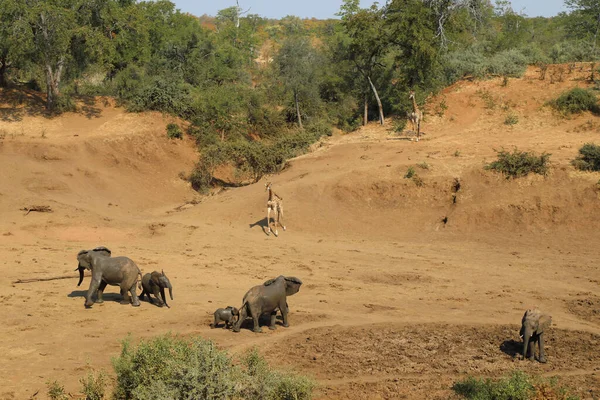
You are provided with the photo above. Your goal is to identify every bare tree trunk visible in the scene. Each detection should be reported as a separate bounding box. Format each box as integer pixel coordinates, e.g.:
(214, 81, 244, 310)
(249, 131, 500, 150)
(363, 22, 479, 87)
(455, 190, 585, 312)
(44, 59, 64, 111)
(368, 76, 384, 125)
(294, 90, 303, 129)
(0, 62, 7, 88)
(363, 92, 368, 126)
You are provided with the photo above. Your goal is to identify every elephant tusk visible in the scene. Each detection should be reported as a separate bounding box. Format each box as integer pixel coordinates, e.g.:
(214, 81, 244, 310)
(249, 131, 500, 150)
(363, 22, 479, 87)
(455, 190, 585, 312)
(519, 335, 523, 339)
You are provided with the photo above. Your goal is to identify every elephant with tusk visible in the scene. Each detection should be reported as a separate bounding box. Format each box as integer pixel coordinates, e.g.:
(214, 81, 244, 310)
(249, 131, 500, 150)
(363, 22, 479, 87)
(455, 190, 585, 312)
(76, 247, 142, 308)
(520, 309, 552, 363)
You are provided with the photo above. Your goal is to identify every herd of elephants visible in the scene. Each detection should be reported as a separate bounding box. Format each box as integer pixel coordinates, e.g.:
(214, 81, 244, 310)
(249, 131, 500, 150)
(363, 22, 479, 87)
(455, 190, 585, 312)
(75, 184, 552, 363)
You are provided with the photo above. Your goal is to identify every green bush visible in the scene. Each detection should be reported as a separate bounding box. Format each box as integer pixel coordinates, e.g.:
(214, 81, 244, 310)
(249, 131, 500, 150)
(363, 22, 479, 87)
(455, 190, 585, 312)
(404, 166, 416, 179)
(80, 370, 107, 400)
(485, 49, 528, 78)
(485, 148, 551, 179)
(504, 113, 519, 125)
(47, 380, 68, 400)
(111, 335, 314, 400)
(190, 129, 323, 193)
(452, 371, 580, 400)
(452, 371, 534, 400)
(572, 143, 600, 171)
(166, 123, 183, 139)
(550, 88, 600, 115)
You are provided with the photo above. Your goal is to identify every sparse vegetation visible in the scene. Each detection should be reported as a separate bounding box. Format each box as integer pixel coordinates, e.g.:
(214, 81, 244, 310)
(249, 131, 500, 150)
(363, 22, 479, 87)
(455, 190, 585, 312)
(166, 123, 183, 140)
(452, 371, 579, 400)
(404, 166, 416, 179)
(417, 162, 430, 170)
(571, 143, 600, 171)
(111, 334, 314, 400)
(454, 150, 461, 157)
(485, 148, 551, 179)
(549, 88, 600, 115)
(477, 89, 496, 110)
(47, 380, 68, 400)
(504, 113, 519, 125)
(80, 370, 106, 400)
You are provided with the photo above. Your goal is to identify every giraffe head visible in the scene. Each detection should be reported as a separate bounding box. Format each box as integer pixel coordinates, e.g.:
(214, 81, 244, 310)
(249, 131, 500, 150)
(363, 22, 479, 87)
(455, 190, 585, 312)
(409, 90, 416, 100)
(265, 182, 272, 191)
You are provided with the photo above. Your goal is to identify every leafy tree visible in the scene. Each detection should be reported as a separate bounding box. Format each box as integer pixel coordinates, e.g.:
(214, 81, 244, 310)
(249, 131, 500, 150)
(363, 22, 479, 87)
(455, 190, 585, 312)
(565, 0, 600, 58)
(275, 35, 320, 129)
(0, 0, 32, 87)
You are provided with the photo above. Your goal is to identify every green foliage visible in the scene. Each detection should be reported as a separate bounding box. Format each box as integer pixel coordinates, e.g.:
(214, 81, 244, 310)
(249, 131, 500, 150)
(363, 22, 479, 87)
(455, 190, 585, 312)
(485, 148, 551, 179)
(404, 166, 416, 179)
(572, 143, 600, 171)
(452, 370, 534, 400)
(549, 88, 600, 115)
(191, 129, 323, 192)
(417, 161, 430, 169)
(111, 335, 314, 400)
(486, 49, 528, 78)
(452, 371, 580, 400)
(46, 380, 68, 400)
(166, 123, 183, 140)
(80, 370, 106, 400)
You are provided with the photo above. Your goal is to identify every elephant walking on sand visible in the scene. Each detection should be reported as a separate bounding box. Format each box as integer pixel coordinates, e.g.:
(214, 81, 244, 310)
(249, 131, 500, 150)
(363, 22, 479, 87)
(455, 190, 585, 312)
(140, 270, 173, 308)
(76, 247, 142, 308)
(520, 309, 552, 363)
(233, 275, 302, 333)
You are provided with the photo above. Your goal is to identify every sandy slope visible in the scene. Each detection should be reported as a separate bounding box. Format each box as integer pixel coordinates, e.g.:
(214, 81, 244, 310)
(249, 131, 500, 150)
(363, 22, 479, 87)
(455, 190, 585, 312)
(1, 65, 600, 399)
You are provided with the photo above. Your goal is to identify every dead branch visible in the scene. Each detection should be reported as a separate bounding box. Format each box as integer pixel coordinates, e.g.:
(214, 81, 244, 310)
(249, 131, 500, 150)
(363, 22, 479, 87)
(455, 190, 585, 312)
(13, 274, 82, 284)
(21, 205, 53, 215)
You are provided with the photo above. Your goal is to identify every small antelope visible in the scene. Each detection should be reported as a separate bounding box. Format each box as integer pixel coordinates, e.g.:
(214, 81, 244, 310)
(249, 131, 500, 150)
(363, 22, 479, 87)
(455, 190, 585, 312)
(265, 182, 286, 236)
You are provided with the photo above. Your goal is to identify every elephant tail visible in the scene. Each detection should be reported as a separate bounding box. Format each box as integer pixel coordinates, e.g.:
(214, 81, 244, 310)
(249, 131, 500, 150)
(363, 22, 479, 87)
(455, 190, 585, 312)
(137, 271, 143, 290)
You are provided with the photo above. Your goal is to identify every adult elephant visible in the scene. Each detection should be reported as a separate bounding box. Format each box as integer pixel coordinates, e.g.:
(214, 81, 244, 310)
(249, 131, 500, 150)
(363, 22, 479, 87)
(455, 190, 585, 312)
(76, 247, 142, 308)
(233, 275, 302, 333)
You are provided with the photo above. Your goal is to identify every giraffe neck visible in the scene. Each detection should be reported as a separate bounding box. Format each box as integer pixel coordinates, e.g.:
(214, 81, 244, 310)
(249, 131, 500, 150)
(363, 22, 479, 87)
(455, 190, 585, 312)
(268, 188, 274, 201)
(411, 97, 419, 113)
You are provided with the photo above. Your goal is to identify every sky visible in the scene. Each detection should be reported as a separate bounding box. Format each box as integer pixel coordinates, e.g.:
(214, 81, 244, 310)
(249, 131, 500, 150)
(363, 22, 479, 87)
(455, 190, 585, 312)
(172, 0, 569, 20)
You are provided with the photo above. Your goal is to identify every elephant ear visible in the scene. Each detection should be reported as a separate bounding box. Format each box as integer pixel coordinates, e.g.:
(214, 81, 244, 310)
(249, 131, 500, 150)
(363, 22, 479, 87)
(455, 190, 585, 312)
(284, 276, 303, 285)
(537, 314, 552, 333)
(92, 246, 111, 256)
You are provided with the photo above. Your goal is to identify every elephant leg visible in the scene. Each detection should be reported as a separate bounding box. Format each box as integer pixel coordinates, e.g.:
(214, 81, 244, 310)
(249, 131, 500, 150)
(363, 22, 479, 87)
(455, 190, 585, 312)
(538, 334, 547, 363)
(249, 305, 262, 333)
(130, 285, 140, 307)
(211, 317, 218, 329)
(120, 284, 131, 305)
(85, 273, 102, 308)
(152, 286, 164, 307)
(233, 307, 247, 333)
(528, 337, 536, 360)
(269, 311, 277, 330)
(96, 281, 108, 303)
(280, 300, 289, 327)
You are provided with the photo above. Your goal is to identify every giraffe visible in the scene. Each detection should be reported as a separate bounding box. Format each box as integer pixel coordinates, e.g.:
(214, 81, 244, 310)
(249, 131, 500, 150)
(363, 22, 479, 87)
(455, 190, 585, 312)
(265, 182, 286, 236)
(408, 90, 423, 142)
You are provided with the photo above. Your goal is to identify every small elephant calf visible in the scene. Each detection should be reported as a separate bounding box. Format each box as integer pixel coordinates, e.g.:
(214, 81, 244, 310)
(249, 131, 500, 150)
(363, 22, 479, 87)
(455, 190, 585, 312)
(211, 306, 239, 329)
(140, 270, 173, 308)
(520, 308, 552, 363)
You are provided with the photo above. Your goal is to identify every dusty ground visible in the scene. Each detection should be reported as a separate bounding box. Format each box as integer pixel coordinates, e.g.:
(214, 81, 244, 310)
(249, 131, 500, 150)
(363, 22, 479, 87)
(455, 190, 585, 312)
(1, 65, 600, 399)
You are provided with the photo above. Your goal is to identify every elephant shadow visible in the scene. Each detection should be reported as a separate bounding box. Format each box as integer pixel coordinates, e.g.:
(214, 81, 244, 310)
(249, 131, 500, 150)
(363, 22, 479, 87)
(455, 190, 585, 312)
(236, 314, 285, 332)
(249, 217, 270, 236)
(68, 290, 123, 302)
(500, 339, 522, 357)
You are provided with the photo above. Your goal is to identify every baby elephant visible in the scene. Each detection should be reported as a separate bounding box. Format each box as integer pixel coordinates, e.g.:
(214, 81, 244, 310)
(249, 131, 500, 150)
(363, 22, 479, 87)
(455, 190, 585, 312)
(520, 308, 552, 363)
(211, 306, 239, 329)
(140, 270, 173, 308)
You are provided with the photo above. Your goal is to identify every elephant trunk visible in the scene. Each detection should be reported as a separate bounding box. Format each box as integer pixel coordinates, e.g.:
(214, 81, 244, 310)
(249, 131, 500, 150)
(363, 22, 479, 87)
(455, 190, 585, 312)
(168, 285, 173, 301)
(161, 287, 170, 308)
(522, 327, 532, 359)
(76, 265, 85, 286)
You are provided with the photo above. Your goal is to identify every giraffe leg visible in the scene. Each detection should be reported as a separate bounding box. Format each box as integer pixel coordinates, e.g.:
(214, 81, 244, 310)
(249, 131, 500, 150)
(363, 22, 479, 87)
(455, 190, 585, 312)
(279, 206, 286, 231)
(273, 210, 279, 237)
(416, 119, 420, 142)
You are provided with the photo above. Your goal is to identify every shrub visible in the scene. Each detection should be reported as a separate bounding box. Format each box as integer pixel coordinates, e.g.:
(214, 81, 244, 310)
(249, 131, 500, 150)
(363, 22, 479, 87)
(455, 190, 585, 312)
(452, 370, 534, 399)
(571, 143, 600, 171)
(404, 166, 416, 179)
(47, 380, 68, 400)
(166, 123, 183, 139)
(485, 49, 528, 79)
(80, 370, 107, 400)
(550, 88, 600, 115)
(452, 371, 580, 400)
(485, 148, 551, 179)
(111, 335, 314, 400)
